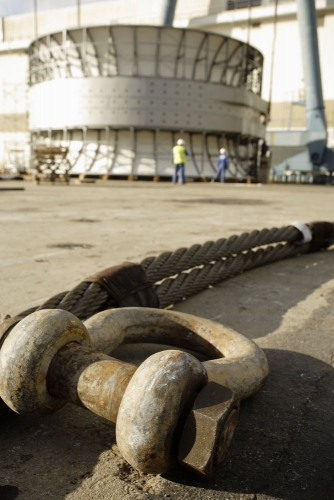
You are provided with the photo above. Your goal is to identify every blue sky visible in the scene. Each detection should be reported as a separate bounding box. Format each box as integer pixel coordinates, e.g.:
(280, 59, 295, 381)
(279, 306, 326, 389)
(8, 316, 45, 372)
(0, 0, 113, 17)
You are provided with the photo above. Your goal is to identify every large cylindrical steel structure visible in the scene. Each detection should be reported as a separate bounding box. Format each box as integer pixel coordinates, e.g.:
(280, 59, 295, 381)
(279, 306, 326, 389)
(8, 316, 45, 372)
(29, 25, 267, 179)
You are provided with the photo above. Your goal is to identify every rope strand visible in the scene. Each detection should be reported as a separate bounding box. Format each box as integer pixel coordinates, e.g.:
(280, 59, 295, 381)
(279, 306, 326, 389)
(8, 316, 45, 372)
(13, 223, 333, 320)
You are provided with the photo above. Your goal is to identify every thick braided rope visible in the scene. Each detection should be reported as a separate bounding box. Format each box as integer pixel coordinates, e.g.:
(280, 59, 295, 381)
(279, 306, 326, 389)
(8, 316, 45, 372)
(15, 223, 326, 321)
(17, 225, 299, 319)
(141, 225, 300, 281)
(18, 284, 111, 320)
(156, 242, 309, 309)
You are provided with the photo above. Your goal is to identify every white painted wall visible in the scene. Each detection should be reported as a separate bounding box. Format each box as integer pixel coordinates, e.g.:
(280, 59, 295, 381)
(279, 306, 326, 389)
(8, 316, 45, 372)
(1, 0, 334, 167)
(1, 0, 216, 42)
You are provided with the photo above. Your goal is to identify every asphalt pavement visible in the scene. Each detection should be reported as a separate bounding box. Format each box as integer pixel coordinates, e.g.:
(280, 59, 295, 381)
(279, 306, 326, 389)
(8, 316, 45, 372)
(0, 179, 333, 500)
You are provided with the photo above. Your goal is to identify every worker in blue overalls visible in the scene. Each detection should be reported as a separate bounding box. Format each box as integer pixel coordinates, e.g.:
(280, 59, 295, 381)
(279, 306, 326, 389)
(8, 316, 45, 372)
(213, 148, 229, 183)
(172, 139, 188, 184)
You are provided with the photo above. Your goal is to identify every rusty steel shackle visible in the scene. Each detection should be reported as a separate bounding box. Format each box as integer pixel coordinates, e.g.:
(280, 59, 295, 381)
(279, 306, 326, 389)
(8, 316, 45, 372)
(0, 310, 211, 477)
(0, 310, 203, 421)
(0, 309, 208, 479)
(0, 307, 268, 478)
(85, 307, 269, 477)
(84, 307, 269, 400)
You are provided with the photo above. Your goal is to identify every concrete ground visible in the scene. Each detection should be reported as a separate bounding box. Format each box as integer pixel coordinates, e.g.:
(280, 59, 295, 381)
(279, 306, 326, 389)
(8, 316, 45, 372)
(0, 179, 333, 500)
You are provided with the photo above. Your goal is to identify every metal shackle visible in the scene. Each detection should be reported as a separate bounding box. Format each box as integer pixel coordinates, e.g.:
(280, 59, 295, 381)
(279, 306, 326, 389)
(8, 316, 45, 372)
(85, 307, 268, 476)
(0, 309, 209, 475)
(84, 307, 269, 401)
(0, 307, 268, 478)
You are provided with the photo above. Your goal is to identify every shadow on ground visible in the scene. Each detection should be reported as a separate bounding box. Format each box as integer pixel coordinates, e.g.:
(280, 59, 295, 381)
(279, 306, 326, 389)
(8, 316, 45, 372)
(173, 249, 334, 340)
(163, 349, 334, 500)
(0, 404, 117, 499)
(170, 197, 270, 205)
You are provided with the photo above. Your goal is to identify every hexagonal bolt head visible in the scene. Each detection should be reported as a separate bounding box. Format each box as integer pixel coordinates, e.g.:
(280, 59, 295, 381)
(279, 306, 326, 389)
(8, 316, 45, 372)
(178, 381, 240, 479)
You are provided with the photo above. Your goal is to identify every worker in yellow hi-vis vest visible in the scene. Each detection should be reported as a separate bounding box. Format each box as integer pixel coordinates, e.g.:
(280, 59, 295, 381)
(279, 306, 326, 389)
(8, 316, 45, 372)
(171, 139, 189, 184)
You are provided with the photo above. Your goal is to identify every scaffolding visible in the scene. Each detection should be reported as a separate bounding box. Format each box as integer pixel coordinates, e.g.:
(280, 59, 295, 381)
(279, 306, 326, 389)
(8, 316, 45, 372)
(33, 143, 70, 184)
(0, 82, 30, 174)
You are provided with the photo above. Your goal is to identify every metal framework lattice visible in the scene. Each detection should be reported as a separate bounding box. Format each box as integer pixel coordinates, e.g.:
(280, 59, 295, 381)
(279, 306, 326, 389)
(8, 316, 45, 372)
(29, 26, 263, 95)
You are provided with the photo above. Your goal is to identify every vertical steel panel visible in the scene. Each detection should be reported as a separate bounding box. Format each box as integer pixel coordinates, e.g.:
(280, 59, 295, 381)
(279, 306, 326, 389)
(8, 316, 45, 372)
(174, 30, 186, 79)
(108, 26, 119, 76)
(153, 129, 158, 175)
(108, 129, 118, 174)
(206, 38, 226, 82)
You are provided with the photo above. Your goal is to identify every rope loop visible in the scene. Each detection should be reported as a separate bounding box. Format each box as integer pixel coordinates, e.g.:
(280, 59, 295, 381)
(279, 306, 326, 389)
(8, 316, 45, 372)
(8, 221, 334, 321)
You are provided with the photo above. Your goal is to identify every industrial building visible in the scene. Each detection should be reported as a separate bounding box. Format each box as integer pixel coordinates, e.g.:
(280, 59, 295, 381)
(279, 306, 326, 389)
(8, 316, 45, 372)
(0, 0, 333, 180)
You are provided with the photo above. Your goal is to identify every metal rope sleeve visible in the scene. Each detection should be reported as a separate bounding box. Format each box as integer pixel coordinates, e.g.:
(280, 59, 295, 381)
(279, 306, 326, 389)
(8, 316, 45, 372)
(16, 222, 334, 320)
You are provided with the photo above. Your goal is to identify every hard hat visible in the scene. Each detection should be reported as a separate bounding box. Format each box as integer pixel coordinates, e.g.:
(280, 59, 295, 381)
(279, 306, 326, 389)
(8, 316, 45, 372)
(220, 148, 226, 154)
(177, 139, 185, 145)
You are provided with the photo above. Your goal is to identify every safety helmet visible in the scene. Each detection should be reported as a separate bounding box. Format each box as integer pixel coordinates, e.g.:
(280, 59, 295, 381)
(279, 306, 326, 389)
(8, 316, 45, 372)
(220, 148, 226, 154)
(177, 139, 185, 145)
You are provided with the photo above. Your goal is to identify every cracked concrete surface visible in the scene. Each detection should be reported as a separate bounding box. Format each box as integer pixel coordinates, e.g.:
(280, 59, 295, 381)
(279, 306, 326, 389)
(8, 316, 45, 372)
(0, 180, 333, 500)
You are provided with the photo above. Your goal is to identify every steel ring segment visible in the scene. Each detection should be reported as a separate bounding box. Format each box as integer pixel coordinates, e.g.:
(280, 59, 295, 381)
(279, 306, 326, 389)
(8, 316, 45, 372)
(116, 349, 208, 474)
(0, 309, 91, 414)
(84, 307, 269, 400)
